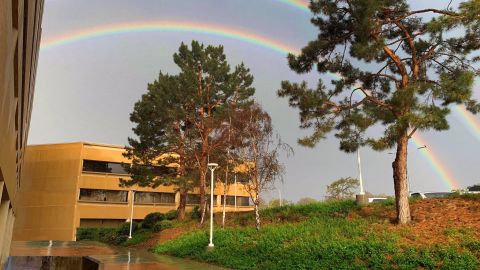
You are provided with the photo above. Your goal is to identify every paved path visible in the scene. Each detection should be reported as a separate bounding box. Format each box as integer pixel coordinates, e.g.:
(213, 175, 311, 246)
(10, 241, 227, 270)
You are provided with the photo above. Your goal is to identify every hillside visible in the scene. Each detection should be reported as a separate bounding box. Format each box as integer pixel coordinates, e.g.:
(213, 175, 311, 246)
(153, 196, 480, 270)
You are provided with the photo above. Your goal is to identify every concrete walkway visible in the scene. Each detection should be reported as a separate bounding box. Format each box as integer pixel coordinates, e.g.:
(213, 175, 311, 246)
(10, 241, 227, 270)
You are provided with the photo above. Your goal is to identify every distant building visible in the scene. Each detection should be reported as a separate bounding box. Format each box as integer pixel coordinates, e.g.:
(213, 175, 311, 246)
(0, 0, 44, 264)
(13, 142, 253, 241)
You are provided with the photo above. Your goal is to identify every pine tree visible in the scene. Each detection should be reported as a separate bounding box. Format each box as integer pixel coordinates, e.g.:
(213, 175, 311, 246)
(173, 41, 255, 224)
(124, 41, 255, 223)
(278, 0, 479, 223)
(122, 72, 196, 220)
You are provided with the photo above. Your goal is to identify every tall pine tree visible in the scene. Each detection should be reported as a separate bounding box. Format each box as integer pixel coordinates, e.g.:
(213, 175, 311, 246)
(278, 0, 479, 223)
(124, 41, 255, 223)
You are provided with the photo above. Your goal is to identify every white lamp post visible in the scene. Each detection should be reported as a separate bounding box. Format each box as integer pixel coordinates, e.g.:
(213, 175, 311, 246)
(128, 190, 136, 239)
(357, 149, 365, 195)
(207, 163, 218, 248)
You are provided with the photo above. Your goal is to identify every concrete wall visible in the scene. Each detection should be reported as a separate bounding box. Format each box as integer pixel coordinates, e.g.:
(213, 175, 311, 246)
(0, 0, 44, 264)
(14, 143, 83, 241)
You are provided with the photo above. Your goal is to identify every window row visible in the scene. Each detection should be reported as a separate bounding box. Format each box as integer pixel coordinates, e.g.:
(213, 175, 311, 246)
(82, 160, 176, 176)
(82, 160, 251, 184)
(78, 188, 250, 206)
(82, 160, 128, 175)
(186, 194, 250, 206)
(78, 189, 175, 204)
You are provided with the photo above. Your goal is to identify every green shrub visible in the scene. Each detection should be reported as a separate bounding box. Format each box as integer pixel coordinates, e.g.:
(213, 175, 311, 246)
(165, 210, 178, 220)
(152, 223, 162, 233)
(117, 221, 139, 236)
(99, 228, 127, 245)
(123, 230, 152, 246)
(143, 212, 165, 229)
(159, 220, 174, 229)
(152, 220, 174, 233)
(76, 228, 98, 240)
(190, 206, 201, 220)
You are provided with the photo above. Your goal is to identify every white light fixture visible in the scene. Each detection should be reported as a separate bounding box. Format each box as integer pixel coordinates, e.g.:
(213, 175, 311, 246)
(207, 163, 219, 248)
(128, 190, 136, 239)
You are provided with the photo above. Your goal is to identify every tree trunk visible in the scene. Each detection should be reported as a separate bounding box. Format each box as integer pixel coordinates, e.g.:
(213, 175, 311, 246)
(222, 167, 228, 229)
(199, 171, 207, 225)
(177, 188, 187, 221)
(254, 203, 260, 230)
(392, 134, 411, 224)
(199, 131, 209, 225)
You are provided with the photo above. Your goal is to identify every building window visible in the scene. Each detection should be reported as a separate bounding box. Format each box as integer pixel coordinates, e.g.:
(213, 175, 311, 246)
(235, 174, 250, 183)
(134, 192, 175, 204)
(79, 188, 128, 203)
(186, 194, 218, 205)
(221, 195, 250, 206)
(80, 219, 125, 228)
(186, 194, 201, 205)
(82, 160, 128, 175)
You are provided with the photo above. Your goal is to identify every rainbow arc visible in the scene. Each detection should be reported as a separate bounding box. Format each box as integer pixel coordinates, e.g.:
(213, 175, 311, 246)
(40, 20, 476, 190)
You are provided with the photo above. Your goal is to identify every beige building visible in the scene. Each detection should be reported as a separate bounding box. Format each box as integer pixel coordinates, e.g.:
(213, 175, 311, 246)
(13, 142, 253, 241)
(0, 0, 44, 264)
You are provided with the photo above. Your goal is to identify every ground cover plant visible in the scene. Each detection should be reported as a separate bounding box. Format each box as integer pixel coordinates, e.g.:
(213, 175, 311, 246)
(154, 198, 480, 270)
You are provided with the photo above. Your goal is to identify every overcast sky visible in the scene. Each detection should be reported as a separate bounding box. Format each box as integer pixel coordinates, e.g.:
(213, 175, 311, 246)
(30, 0, 479, 202)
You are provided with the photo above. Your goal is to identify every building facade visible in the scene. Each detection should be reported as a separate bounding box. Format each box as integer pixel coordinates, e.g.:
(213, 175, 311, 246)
(0, 0, 44, 264)
(13, 142, 253, 241)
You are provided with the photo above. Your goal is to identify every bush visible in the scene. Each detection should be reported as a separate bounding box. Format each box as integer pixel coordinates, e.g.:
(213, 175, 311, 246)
(159, 220, 174, 230)
(152, 220, 174, 233)
(123, 230, 152, 246)
(76, 228, 98, 240)
(99, 228, 127, 245)
(165, 210, 178, 220)
(143, 212, 165, 229)
(190, 206, 201, 220)
(117, 221, 139, 236)
(152, 223, 162, 233)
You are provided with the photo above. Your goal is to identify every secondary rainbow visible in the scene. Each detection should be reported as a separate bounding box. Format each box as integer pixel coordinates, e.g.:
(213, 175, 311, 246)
(453, 106, 480, 143)
(40, 21, 461, 190)
(277, 0, 310, 12)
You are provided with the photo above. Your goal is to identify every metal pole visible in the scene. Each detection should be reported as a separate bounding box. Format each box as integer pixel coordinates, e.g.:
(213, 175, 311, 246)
(128, 190, 135, 239)
(278, 187, 282, 207)
(208, 168, 215, 247)
(222, 168, 227, 229)
(357, 149, 365, 195)
(234, 174, 237, 212)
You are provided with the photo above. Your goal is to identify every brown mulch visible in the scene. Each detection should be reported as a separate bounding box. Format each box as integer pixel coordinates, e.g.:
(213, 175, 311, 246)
(132, 225, 197, 250)
(358, 198, 480, 246)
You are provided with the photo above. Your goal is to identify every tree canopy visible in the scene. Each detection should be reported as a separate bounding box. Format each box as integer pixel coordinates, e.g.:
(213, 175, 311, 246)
(123, 41, 256, 220)
(278, 0, 479, 224)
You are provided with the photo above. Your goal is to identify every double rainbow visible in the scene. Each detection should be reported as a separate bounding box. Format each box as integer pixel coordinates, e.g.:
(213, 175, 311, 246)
(40, 16, 477, 190)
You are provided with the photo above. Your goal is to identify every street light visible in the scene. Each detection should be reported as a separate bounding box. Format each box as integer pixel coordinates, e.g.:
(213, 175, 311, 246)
(356, 148, 367, 205)
(357, 149, 365, 195)
(128, 189, 136, 239)
(234, 173, 237, 212)
(207, 163, 219, 248)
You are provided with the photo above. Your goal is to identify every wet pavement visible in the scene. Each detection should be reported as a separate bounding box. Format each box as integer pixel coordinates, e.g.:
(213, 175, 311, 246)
(10, 241, 228, 270)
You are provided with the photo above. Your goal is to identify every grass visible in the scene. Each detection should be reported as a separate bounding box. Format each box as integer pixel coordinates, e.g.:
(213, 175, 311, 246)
(122, 229, 153, 246)
(154, 200, 480, 270)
